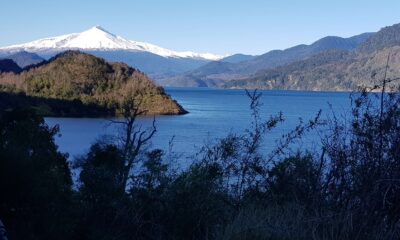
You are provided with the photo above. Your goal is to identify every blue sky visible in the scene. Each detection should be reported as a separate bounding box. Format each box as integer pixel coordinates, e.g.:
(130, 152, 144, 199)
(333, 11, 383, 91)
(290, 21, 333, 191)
(1, 0, 400, 55)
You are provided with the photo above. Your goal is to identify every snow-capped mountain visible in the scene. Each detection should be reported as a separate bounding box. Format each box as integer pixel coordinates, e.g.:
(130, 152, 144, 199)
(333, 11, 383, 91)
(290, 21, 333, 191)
(0, 26, 223, 61)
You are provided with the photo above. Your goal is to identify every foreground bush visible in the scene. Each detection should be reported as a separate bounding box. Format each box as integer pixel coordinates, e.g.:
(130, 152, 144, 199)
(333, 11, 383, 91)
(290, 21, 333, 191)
(0, 84, 399, 239)
(0, 109, 73, 240)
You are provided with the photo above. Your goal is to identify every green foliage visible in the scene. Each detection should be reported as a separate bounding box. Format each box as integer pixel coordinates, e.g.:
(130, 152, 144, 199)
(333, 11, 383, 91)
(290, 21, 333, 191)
(266, 155, 323, 205)
(78, 143, 125, 203)
(0, 109, 73, 240)
(163, 163, 229, 240)
(74, 143, 135, 240)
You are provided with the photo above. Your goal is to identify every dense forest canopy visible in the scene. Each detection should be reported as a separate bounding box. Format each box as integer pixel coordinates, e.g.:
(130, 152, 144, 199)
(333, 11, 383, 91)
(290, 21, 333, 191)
(0, 51, 187, 116)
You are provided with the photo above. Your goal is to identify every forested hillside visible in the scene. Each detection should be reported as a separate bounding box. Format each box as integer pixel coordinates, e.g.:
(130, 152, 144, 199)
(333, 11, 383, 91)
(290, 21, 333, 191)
(0, 51, 187, 116)
(227, 23, 400, 91)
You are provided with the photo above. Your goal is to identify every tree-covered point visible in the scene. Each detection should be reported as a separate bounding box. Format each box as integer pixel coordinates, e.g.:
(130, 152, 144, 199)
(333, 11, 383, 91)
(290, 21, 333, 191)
(0, 51, 187, 116)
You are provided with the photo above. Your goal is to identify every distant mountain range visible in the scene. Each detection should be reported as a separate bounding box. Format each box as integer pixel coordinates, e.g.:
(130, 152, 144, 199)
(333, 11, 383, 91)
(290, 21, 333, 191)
(0, 26, 224, 80)
(0, 51, 46, 73)
(1, 51, 44, 68)
(1, 23, 400, 91)
(226, 23, 400, 91)
(161, 32, 374, 87)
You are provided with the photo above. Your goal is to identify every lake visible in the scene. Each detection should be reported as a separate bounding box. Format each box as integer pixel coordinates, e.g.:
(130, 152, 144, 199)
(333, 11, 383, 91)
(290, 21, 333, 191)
(45, 88, 353, 161)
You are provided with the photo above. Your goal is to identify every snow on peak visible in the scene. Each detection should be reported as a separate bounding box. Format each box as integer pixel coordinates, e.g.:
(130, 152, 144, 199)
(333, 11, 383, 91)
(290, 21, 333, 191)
(0, 26, 224, 61)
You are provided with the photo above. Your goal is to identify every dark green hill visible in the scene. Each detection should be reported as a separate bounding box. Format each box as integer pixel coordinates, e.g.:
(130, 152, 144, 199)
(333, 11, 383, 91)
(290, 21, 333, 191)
(0, 51, 187, 116)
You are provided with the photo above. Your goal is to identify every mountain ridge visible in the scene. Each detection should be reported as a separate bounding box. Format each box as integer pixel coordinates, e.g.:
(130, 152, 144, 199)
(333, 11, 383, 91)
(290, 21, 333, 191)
(0, 26, 225, 81)
(1, 51, 44, 68)
(162, 32, 374, 87)
(0, 59, 22, 73)
(226, 23, 400, 91)
(0, 26, 224, 61)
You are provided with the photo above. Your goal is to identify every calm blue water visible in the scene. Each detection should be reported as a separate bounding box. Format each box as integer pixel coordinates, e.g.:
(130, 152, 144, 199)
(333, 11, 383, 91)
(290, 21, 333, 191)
(45, 88, 353, 160)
